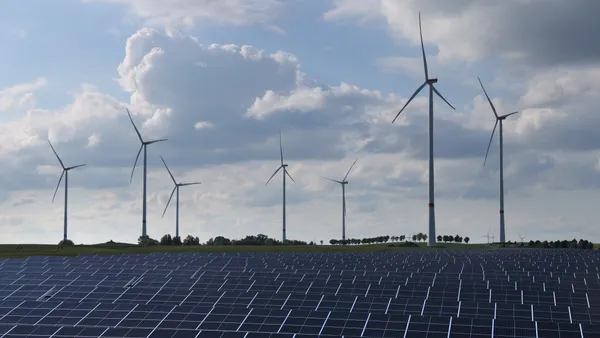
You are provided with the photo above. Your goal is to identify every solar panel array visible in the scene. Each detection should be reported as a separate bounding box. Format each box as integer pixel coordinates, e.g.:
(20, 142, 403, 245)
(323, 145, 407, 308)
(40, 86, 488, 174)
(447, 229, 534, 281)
(0, 249, 599, 337)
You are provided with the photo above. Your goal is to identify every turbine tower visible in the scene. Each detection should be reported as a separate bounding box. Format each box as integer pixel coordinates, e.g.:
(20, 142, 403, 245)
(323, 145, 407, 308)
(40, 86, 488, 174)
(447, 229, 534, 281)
(266, 131, 295, 243)
(160, 156, 201, 239)
(391, 12, 455, 247)
(48, 140, 86, 242)
(321, 159, 358, 242)
(478, 77, 519, 244)
(127, 108, 167, 239)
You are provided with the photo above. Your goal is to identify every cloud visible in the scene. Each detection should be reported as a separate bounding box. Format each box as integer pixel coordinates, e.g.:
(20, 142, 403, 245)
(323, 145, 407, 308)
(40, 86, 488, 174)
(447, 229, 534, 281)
(85, 0, 283, 28)
(0, 78, 47, 112)
(3, 19, 600, 245)
(325, 0, 600, 68)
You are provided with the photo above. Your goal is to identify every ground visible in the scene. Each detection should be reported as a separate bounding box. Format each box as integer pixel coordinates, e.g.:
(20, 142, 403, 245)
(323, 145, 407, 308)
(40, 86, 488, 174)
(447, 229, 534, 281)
(0, 242, 496, 258)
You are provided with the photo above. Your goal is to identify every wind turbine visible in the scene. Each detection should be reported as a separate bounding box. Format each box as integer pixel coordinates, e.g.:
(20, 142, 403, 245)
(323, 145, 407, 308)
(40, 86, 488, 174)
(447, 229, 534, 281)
(483, 229, 491, 244)
(266, 131, 295, 243)
(391, 12, 455, 247)
(48, 140, 86, 242)
(518, 234, 525, 243)
(160, 156, 201, 239)
(127, 108, 168, 239)
(478, 77, 519, 244)
(321, 159, 358, 242)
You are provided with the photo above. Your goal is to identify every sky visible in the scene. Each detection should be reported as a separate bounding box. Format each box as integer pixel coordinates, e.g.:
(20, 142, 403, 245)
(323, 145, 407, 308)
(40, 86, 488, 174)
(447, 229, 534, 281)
(1, 0, 600, 245)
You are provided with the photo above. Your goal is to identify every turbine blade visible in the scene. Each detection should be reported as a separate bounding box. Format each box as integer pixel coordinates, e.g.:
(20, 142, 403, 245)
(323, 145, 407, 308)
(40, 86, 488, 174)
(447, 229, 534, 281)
(418, 12, 429, 80)
(483, 120, 498, 167)
(162, 186, 177, 218)
(180, 182, 201, 186)
(501, 111, 519, 119)
(321, 176, 342, 184)
(48, 140, 65, 169)
(160, 156, 177, 184)
(432, 86, 456, 110)
(285, 168, 296, 183)
(67, 164, 86, 170)
(266, 166, 283, 185)
(392, 82, 426, 124)
(477, 77, 498, 117)
(130, 145, 143, 184)
(126, 108, 144, 143)
(279, 130, 284, 166)
(147, 138, 168, 145)
(342, 159, 358, 182)
(52, 170, 65, 204)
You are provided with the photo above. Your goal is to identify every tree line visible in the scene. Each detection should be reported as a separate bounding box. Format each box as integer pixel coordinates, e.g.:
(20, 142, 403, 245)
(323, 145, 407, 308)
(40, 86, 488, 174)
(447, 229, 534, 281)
(329, 233, 470, 245)
(124, 235, 594, 250)
(523, 239, 594, 249)
(138, 234, 309, 246)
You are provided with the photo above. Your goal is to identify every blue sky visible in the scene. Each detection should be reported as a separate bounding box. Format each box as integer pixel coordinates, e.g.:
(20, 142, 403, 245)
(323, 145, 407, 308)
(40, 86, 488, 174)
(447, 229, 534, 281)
(1, 0, 599, 245)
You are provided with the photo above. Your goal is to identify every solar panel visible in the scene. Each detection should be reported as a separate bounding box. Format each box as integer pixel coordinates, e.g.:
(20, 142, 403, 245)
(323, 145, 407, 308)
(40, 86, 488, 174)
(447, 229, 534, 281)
(0, 249, 597, 337)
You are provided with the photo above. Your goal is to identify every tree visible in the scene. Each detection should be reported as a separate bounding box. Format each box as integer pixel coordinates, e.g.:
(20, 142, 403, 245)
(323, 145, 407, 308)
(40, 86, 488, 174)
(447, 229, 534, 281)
(422, 234, 428, 242)
(58, 239, 74, 246)
(172, 236, 182, 246)
(138, 235, 158, 246)
(160, 234, 173, 245)
(412, 234, 417, 242)
(183, 235, 199, 245)
(464, 237, 470, 244)
(437, 235, 442, 242)
(210, 236, 232, 245)
(320, 240, 323, 245)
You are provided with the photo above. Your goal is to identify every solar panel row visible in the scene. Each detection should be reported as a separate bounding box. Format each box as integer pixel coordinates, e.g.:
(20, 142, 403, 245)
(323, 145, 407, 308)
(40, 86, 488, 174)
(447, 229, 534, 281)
(0, 249, 598, 337)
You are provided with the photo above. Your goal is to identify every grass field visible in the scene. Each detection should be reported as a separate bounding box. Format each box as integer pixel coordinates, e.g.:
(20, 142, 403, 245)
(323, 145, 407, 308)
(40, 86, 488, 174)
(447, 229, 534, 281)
(0, 242, 498, 258)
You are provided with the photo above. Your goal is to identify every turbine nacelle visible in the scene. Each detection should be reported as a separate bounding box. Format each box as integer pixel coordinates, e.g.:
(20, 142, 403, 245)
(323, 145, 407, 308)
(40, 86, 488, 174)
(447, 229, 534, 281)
(321, 159, 357, 186)
(48, 140, 86, 204)
(160, 156, 201, 218)
(144, 139, 168, 145)
(391, 14, 455, 125)
(498, 111, 519, 120)
(128, 109, 168, 183)
(479, 77, 521, 167)
(266, 131, 295, 186)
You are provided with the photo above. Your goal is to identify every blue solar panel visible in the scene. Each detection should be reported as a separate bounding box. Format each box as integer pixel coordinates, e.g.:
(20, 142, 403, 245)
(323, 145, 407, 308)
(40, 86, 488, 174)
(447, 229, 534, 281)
(0, 249, 598, 336)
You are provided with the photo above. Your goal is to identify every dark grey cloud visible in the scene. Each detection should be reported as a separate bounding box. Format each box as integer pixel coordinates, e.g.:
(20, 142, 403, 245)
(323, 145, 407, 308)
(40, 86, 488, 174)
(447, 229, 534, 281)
(327, 0, 600, 68)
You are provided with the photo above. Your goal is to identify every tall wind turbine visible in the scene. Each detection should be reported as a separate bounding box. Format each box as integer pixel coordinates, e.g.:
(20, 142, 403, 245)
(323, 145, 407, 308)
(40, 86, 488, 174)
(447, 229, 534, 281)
(266, 131, 295, 243)
(478, 77, 519, 244)
(321, 159, 358, 242)
(160, 156, 201, 239)
(48, 140, 86, 242)
(127, 108, 168, 238)
(391, 12, 455, 247)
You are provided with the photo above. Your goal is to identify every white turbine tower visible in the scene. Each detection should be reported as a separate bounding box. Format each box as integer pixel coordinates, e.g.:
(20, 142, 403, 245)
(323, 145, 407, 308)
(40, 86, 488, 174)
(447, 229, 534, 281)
(48, 140, 86, 242)
(391, 12, 455, 247)
(266, 131, 295, 243)
(127, 108, 168, 239)
(160, 156, 201, 239)
(321, 159, 358, 242)
(478, 77, 519, 244)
